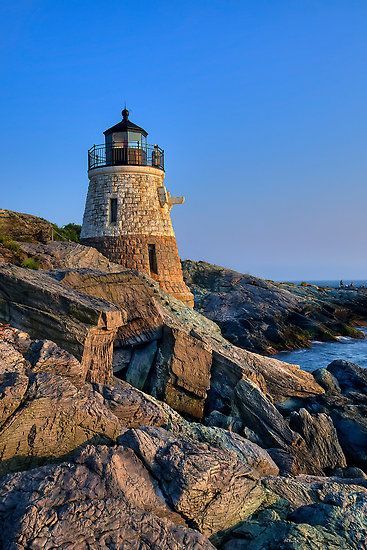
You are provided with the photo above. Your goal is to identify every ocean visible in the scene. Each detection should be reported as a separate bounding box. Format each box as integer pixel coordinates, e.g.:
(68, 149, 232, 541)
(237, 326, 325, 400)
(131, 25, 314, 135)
(288, 280, 367, 288)
(274, 327, 367, 372)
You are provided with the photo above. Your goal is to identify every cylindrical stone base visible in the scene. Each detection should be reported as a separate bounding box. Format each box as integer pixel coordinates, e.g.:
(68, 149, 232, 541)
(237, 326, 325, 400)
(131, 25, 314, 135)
(81, 235, 194, 307)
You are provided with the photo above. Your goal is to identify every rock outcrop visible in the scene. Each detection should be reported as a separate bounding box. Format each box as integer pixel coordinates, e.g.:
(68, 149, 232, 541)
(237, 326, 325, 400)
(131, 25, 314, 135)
(52, 268, 323, 418)
(183, 260, 367, 354)
(217, 484, 367, 549)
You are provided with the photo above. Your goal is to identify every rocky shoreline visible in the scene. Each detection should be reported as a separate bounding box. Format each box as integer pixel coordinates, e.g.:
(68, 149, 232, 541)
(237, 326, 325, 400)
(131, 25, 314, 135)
(183, 260, 367, 354)
(0, 211, 367, 547)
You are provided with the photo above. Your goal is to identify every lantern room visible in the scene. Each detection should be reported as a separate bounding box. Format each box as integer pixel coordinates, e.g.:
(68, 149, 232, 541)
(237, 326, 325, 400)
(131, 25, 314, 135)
(88, 108, 164, 171)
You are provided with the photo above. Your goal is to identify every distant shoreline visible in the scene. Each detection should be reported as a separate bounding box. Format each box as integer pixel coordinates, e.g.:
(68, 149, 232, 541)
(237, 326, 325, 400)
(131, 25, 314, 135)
(286, 280, 367, 289)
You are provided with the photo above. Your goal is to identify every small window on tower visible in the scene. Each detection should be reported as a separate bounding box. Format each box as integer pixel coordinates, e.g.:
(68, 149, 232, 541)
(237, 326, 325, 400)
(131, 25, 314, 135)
(148, 244, 158, 275)
(110, 198, 118, 223)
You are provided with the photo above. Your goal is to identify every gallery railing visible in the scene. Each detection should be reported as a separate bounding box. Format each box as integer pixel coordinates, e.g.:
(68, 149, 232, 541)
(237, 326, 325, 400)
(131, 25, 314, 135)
(88, 143, 164, 170)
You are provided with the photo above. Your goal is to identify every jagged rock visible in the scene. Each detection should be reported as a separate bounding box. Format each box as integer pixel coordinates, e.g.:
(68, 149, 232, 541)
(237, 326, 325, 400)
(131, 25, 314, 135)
(289, 408, 346, 471)
(288, 490, 367, 549)
(217, 494, 365, 549)
(0, 444, 214, 549)
(95, 378, 183, 430)
(173, 422, 279, 477)
(0, 264, 125, 385)
(119, 426, 267, 536)
(162, 328, 212, 419)
(0, 371, 121, 475)
(263, 475, 367, 509)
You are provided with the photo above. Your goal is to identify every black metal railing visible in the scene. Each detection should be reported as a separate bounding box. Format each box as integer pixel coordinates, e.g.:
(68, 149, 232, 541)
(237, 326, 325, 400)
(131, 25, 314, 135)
(88, 143, 164, 171)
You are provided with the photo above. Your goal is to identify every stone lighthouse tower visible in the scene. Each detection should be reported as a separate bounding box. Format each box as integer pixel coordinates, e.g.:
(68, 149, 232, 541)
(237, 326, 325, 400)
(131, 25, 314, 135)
(80, 108, 194, 307)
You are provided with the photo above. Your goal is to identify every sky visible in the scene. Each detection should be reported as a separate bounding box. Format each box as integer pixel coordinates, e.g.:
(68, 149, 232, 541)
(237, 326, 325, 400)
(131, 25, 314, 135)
(0, 0, 367, 280)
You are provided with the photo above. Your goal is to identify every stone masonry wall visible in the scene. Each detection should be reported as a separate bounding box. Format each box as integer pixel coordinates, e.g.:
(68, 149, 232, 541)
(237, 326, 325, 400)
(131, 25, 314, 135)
(81, 166, 174, 239)
(81, 166, 194, 307)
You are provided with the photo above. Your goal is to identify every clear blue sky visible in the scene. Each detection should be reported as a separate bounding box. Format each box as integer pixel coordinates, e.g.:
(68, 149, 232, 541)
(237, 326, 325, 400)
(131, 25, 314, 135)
(1, 1, 366, 280)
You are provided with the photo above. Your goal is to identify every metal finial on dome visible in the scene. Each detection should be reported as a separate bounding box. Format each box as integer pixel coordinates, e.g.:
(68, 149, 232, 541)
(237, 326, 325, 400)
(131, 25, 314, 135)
(122, 107, 129, 120)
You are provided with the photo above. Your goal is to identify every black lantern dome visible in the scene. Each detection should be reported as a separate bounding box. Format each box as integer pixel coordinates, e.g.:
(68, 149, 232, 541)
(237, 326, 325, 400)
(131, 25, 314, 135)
(104, 108, 148, 148)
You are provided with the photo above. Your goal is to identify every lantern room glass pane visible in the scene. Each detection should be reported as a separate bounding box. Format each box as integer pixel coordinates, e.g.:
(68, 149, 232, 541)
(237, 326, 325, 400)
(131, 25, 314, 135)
(128, 131, 143, 144)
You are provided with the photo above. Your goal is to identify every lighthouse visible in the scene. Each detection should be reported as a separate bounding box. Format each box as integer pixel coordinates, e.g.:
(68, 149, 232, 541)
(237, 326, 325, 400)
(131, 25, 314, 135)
(80, 108, 194, 307)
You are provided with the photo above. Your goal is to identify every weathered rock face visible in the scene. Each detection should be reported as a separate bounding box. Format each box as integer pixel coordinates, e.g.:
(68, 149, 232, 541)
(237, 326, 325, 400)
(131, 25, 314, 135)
(0, 264, 124, 385)
(0, 370, 121, 475)
(0, 444, 214, 549)
(182, 260, 367, 354)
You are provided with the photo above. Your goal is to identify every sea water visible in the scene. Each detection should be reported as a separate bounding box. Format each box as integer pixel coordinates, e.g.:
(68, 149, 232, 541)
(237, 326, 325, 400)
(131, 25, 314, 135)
(274, 327, 367, 372)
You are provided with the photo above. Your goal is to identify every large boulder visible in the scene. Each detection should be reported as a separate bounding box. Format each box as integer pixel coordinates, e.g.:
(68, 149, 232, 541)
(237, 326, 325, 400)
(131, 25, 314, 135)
(119, 426, 267, 536)
(218, 494, 367, 549)
(327, 360, 367, 395)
